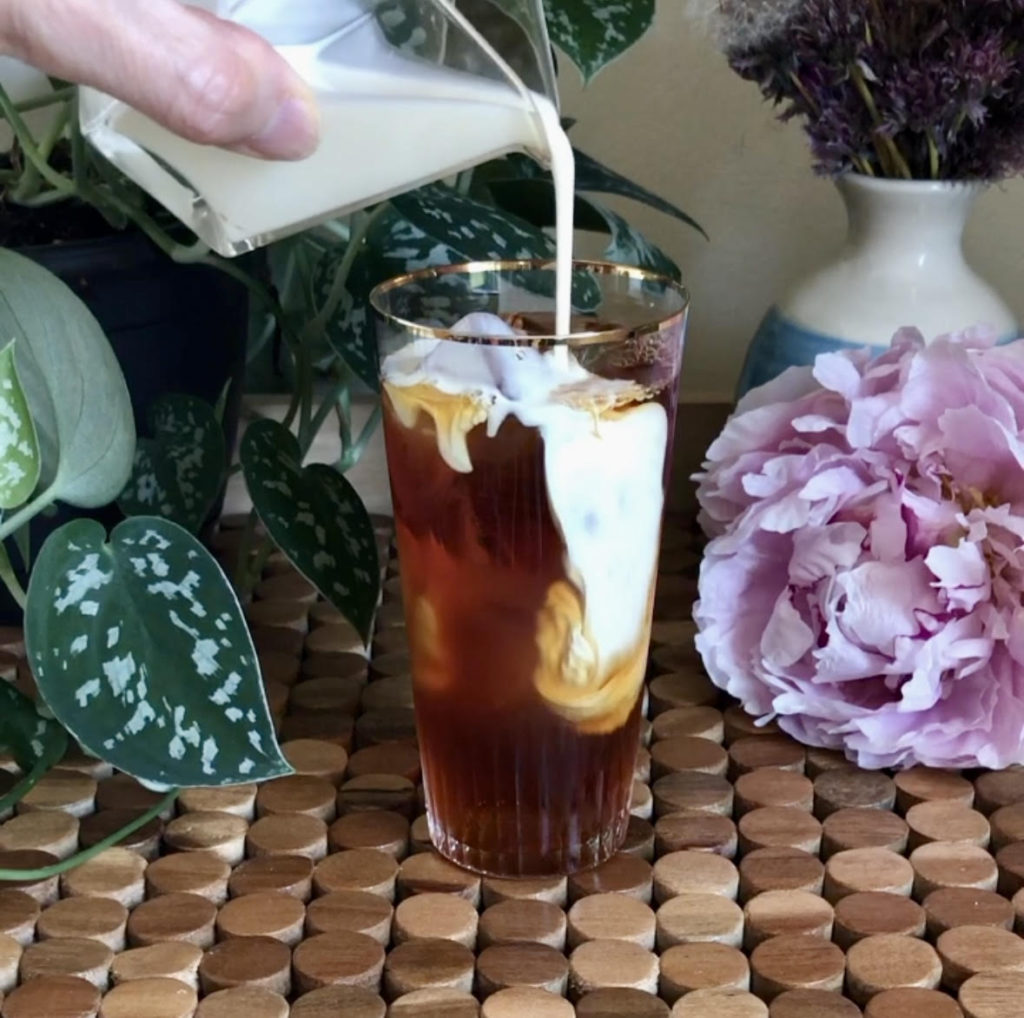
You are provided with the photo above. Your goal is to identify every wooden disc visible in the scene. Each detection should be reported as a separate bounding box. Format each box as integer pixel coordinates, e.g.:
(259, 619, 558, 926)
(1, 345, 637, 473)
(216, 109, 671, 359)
(328, 811, 410, 858)
(766, 989, 861, 1016)
(60, 848, 146, 908)
(996, 842, 1024, 897)
(622, 817, 656, 862)
(631, 781, 654, 821)
(823, 848, 914, 903)
(648, 673, 717, 715)
(279, 712, 354, 751)
(291, 930, 386, 995)
(37, 897, 128, 951)
(975, 772, 1024, 816)
(397, 853, 481, 905)
(0, 890, 38, 946)
(481, 875, 567, 909)
(255, 571, 317, 604)
(109, 943, 202, 988)
(304, 891, 393, 944)
(177, 786, 257, 820)
(355, 708, 418, 748)
(652, 707, 724, 744)
(194, 986, 290, 1018)
(958, 970, 1024, 1018)
(287, 985, 386, 1018)
(650, 738, 728, 779)
(257, 651, 301, 690)
(215, 891, 306, 945)
(738, 808, 822, 855)
(338, 775, 418, 818)
(652, 851, 738, 904)
(79, 811, 163, 860)
(393, 893, 478, 949)
(658, 942, 749, 1002)
(360, 676, 415, 713)
(1, 975, 100, 1018)
(289, 676, 363, 717)
(145, 851, 230, 904)
(864, 987, 963, 1018)
(0, 933, 18, 994)
(652, 773, 733, 817)
(476, 943, 569, 997)
(655, 811, 737, 858)
(894, 768, 975, 812)
(655, 892, 745, 949)
(905, 801, 990, 850)
(227, 855, 312, 901)
(163, 812, 248, 866)
(255, 775, 336, 823)
(386, 988, 478, 1017)
(832, 892, 926, 949)
(749, 934, 845, 1000)
(0, 811, 79, 858)
(821, 808, 909, 859)
(245, 599, 308, 656)
(728, 737, 805, 778)
(576, 987, 670, 1017)
(734, 770, 813, 815)
(568, 855, 653, 904)
(95, 776, 172, 816)
(739, 848, 825, 902)
(97, 977, 197, 1018)
(281, 740, 349, 786)
(936, 925, 1024, 990)
(198, 936, 292, 996)
(18, 769, 97, 818)
(804, 748, 853, 780)
(347, 746, 421, 784)
(481, 986, 573, 1018)
(126, 892, 217, 948)
(910, 843, 998, 898)
(924, 887, 1013, 938)
(313, 849, 399, 900)
(568, 940, 659, 999)
(479, 900, 566, 951)
(671, 988, 767, 1017)
(722, 708, 780, 746)
(743, 890, 833, 949)
(988, 804, 1024, 852)
(845, 933, 942, 1005)
(566, 894, 656, 950)
(382, 939, 476, 999)
(19, 938, 113, 988)
(814, 770, 896, 818)
(245, 814, 327, 861)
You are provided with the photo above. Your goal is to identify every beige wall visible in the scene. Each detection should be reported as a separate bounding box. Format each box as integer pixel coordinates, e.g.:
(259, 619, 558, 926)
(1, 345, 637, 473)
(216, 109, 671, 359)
(557, 3, 1024, 403)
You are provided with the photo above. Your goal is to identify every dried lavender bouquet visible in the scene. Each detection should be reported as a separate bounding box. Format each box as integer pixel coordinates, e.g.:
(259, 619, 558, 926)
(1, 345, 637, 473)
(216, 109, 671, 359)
(696, 0, 1024, 180)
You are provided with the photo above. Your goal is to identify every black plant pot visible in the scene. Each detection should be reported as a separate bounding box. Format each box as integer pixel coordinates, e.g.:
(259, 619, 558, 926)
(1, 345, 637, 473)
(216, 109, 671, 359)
(1, 229, 250, 622)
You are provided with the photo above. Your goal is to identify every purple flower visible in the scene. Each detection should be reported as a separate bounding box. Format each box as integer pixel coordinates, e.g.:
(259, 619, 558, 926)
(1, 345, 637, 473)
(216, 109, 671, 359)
(694, 327, 1024, 768)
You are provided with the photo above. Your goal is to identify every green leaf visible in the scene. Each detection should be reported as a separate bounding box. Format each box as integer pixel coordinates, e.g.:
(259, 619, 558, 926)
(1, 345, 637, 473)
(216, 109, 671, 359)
(574, 148, 708, 239)
(0, 337, 40, 510)
(582, 196, 681, 279)
(543, 0, 655, 82)
(240, 420, 380, 642)
(484, 178, 611, 232)
(24, 517, 288, 789)
(390, 183, 555, 261)
(0, 250, 134, 508)
(373, 0, 447, 57)
(0, 682, 67, 777)
(117, 395, 227, 535)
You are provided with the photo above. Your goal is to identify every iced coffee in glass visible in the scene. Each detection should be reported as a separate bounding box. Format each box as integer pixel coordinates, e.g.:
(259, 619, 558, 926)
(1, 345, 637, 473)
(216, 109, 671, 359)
(371, 261, 688, 876)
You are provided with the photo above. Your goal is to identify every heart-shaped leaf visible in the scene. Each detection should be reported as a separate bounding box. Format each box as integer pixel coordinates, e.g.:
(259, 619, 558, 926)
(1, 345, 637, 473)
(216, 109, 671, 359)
(582, 197, 682, 280)
(240, 420, 379, 641)
(0, 682, 67, 778)
(118, 394, 227, 534)
(543, 0, 655, 82)
(0, 335, 40, 510)
(25, 517, 289, 789)
(0, 249, 134, 508)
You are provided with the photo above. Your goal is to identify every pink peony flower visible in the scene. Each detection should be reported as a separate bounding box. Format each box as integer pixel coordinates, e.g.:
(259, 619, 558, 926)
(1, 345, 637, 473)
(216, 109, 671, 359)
(694, 326, 1024, 769)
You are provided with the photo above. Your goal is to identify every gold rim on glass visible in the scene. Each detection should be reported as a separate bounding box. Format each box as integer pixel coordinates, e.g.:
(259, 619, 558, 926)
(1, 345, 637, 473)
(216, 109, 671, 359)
(368, 258, 690, 345)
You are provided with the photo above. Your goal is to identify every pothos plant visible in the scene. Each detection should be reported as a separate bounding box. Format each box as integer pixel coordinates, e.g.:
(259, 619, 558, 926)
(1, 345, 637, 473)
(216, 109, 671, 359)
(0, 0, 702, 880)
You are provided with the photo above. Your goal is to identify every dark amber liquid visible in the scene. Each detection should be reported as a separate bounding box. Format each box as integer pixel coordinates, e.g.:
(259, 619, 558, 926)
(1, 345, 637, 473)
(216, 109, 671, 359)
(382, 393, 645, 875)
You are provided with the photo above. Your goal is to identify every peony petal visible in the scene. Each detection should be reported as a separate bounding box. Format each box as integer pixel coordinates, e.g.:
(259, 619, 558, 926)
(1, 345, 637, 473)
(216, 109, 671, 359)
(789, 523, 866, 586)
(761, 593, 815, 669)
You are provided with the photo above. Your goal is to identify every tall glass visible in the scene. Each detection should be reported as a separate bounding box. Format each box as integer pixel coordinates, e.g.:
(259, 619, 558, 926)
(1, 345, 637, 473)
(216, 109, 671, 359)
(371, 260, 688, 876)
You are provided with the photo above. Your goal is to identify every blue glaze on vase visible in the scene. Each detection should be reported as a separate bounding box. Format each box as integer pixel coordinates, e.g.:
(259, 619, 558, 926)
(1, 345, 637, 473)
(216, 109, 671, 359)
(737, 174, 1019, 399)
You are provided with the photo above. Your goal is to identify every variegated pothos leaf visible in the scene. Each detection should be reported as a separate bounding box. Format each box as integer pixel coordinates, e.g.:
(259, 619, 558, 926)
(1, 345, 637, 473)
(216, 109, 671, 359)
(0, 338, 40, 510)
(239, 420, 379, 642)
(582, 197, 682, 280)
(0, 682, 67, 777)
(118, 394, 227, 534)
(542, 0, 655, 82)
(24, 517, 289, 789)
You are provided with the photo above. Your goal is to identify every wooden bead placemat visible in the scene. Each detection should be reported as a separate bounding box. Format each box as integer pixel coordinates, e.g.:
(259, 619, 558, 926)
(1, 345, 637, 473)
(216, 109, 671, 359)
(2, 512, 1024, 1016)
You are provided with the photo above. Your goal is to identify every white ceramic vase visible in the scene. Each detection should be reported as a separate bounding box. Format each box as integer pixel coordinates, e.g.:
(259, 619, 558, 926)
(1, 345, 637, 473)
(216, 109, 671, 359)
(737, 173, 1019, 396)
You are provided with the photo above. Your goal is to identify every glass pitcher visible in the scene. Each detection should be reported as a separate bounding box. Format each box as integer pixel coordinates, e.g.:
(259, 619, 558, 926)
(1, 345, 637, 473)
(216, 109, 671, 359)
(78, 0, 559, 256)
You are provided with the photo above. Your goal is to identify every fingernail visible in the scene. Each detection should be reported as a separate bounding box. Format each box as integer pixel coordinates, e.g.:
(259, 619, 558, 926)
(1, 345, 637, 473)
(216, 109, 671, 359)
(245, 94, 320, 160)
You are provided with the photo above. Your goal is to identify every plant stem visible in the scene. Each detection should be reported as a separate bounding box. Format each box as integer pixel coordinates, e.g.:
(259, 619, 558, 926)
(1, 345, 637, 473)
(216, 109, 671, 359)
(0, 485, 58, 543)
(340, 403, 381, 472)
(0, 746, 61, 816)
(13, 104, 69, 202)
(0, 544, 27, 610)
(8, 86, 75, 115)
(0, 84, 75, 198)
(0, 789, 179, 881)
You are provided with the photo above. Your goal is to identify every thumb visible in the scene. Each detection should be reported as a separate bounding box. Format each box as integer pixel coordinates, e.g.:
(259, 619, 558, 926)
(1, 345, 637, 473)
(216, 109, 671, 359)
(0, 0, 320, 159)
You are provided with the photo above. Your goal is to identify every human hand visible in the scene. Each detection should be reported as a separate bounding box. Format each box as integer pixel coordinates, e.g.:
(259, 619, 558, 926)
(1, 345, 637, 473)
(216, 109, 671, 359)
(0, 0, 320, 159)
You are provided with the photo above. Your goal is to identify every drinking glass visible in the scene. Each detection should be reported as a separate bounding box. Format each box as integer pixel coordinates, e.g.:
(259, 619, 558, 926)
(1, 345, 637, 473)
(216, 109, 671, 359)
(371, 260, 689, 876)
